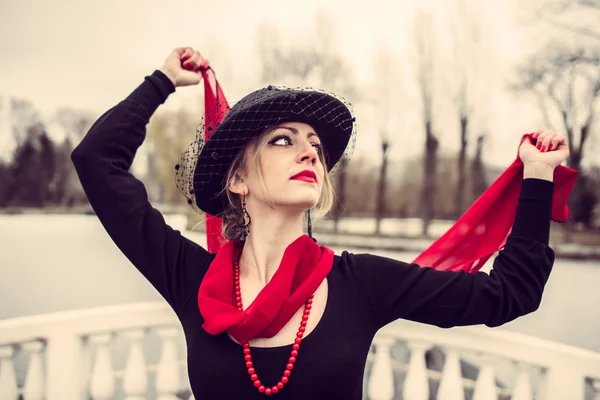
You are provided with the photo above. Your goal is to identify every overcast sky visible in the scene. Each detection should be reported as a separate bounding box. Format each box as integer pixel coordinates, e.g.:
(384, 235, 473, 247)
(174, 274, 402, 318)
(1, 0, 595, 168)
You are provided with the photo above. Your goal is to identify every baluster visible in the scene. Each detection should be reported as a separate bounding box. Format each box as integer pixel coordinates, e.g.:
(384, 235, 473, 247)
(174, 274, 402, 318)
(367, 336, 395, 400)
(81, 336, 93, 396)
(512, 362, 533, 400)
(123, 329, 148, 400)
(89, 333, 115, 400)
(544, 364, 584, 400)
(438, 347, 464, 400)
(592, 379, 600, 400)
(0, 345, 18, 400)
(156, 327, 180, 400)
(22, 341, 45, 400)
(472, 354, 498, 400)
(403, 340, 431, 400)
(537, 367, 548, 400)
(45, 331, 84, 400)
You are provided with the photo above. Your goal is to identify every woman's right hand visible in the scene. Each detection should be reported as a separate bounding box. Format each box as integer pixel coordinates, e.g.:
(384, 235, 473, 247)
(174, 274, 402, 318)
(159, 47, 209, 88)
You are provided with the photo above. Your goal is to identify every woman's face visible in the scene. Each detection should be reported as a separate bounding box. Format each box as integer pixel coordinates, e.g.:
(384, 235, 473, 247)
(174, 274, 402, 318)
(239, 122, 325, 213)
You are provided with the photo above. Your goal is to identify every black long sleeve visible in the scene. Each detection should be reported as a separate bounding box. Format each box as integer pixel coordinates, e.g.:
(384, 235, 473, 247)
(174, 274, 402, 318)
(71, 70, 213, 314)
(347, 178, 556, 330)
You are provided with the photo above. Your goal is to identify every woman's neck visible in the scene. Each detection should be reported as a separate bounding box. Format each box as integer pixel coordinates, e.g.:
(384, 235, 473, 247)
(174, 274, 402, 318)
(239, 210, 305, 286)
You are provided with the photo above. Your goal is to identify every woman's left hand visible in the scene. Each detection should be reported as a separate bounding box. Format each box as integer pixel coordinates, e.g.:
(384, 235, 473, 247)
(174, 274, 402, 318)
(519, 130, 570, 170)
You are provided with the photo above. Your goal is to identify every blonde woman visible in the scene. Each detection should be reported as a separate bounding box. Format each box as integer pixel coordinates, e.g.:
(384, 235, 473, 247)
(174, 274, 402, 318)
(72, 47, 570, 399)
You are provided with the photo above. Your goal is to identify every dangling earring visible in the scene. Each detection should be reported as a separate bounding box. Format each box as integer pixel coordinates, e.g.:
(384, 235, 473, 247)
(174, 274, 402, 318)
(239, 195, 251, 241)
(307, 209, 317, 242)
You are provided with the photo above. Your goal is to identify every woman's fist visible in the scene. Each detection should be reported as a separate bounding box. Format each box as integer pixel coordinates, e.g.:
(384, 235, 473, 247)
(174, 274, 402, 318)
(519, 131, 569, 181)
(159, 47, 209, 87)
(519, 130, 570, 170)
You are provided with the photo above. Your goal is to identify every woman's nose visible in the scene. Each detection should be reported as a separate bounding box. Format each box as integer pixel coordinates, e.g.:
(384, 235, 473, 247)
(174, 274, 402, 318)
(297, 141, 318, 165)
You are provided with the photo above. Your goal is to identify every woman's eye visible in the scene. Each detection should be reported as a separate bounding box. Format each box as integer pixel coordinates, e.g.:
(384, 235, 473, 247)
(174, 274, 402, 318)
(311, 143, 322, 153)
(270, 136, 292, 146)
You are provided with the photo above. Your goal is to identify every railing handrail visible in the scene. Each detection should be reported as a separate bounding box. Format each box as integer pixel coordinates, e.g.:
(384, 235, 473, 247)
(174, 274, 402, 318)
(0, 301, 178, 344)
(380, 319, 600, 380)
(2, 301, 600, 381)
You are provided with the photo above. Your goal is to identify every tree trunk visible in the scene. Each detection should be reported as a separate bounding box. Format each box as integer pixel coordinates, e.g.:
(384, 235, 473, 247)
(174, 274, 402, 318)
(375, 140, 389, 235)
(471, 135, 487, 202)
(455, 115, 468, 218)
(333, 167, 347, 233)
(564, 148, 584, 243)
(421, 120, 439, 237)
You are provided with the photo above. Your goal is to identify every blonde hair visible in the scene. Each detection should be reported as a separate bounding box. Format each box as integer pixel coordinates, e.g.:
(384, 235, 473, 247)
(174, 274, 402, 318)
(220, 126, 335, 240)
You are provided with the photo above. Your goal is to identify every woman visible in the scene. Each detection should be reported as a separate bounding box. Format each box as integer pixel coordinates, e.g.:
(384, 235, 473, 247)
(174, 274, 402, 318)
(72, 47, 569, 399)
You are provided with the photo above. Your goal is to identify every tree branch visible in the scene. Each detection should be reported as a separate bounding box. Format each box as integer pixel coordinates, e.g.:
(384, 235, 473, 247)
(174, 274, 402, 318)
(525, 0, 600, 43)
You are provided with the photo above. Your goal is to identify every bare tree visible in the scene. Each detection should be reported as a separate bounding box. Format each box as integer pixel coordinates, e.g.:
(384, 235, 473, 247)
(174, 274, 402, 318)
(471, 134, 488, 202)
(514, 45, 600, 237)
(445, 0, 488, 218)
(413, 10, 439, 237)
(372, 50, 398, 235)
(519, 0, 600, 43)
(514, 46, 600, 172)
(255, 13, 357, 99)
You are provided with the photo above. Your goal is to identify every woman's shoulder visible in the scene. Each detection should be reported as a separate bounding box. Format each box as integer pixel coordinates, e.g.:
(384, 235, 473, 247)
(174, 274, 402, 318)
(331, 250, 412, 271)
(330, 250, 404, 279)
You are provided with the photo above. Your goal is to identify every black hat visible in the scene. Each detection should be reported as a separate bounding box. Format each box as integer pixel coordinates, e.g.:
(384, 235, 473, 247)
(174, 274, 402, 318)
(175, 85, 356, 216)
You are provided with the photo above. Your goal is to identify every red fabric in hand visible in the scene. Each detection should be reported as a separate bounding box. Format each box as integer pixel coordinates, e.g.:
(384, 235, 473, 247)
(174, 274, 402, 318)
(200, 67, 230, 253)
(411, 134, 578, 273)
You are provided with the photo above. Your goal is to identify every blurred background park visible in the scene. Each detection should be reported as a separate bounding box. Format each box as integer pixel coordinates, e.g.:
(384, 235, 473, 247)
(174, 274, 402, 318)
(1, 0, 600, 398)
(1, 0, 600, 240)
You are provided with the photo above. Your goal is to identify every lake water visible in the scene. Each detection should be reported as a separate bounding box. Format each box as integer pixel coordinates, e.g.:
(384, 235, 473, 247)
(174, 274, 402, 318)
(2, 214, 599, 354)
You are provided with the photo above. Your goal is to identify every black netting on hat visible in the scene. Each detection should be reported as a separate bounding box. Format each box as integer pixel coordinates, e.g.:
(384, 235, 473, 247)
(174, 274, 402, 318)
(175, 85, 357, 216)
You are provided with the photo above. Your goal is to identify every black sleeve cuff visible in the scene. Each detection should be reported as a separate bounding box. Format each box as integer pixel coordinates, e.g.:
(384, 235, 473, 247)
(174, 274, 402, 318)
(148, 70, 176, 100)
(126, 70, 176, 117)
(511, 178, 555, 244)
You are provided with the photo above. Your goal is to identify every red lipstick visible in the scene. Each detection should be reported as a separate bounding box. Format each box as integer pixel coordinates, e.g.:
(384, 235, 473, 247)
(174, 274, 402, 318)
(291, 170, 317, 183)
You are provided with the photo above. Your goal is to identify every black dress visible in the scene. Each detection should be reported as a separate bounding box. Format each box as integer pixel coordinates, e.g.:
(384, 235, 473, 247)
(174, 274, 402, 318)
(71, 70, 556, 399)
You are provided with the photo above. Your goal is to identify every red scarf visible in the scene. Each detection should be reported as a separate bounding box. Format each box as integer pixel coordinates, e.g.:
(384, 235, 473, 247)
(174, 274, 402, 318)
(412, 134, 578, 273)
(198, 235, 334, 344)
(197, 70, 578, 343)
(200, 67, 230, 252)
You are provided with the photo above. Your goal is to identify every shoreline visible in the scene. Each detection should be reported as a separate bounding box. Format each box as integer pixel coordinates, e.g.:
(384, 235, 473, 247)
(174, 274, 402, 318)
(2, 209, 598, 261)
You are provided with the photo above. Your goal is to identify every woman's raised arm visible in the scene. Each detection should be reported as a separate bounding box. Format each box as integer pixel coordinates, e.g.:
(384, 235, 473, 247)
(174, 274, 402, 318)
(71, 48, 213, 314)
(346, 177, 556, 330)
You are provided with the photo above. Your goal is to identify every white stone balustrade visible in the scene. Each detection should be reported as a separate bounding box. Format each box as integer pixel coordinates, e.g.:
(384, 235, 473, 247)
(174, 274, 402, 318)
(366, 319, 600, 400)
(0, 302, 188, 400)
(122, 329, 147, 400)
(1, 301, 599, 399)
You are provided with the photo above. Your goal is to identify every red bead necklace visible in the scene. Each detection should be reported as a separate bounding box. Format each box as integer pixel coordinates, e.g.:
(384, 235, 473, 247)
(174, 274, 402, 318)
(234, 261, 313, 396)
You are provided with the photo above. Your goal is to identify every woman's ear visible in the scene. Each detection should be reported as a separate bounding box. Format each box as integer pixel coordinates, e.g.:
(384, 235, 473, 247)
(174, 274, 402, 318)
(228, 173, 248, 196)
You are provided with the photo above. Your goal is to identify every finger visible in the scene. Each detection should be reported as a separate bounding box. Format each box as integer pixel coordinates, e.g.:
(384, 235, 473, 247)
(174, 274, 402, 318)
(194, 52, 209, 69)
(180, 47, 194, 61)
(541, 132, 557, 152)
(533, 130, 547, 148)
(186, 53, 202, 68)
(535, 130, 552, 150)
(185, 52, 208, 70)
(548, 135, 562, 151)
(183, 57, 199, 70)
